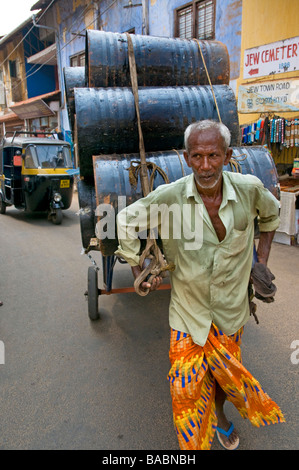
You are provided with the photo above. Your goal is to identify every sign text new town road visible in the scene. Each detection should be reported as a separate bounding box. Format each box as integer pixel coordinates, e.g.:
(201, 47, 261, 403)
(238, 78, 299, 113)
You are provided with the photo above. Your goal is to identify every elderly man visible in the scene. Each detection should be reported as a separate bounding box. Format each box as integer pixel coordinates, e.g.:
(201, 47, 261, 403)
(115, 120, 284, 450)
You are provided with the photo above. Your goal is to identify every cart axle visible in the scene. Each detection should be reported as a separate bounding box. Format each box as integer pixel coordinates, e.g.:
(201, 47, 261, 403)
(98, 284, 171, 295)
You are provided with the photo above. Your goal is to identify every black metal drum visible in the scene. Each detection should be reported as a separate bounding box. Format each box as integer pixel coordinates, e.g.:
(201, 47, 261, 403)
(75, 85, 240, 178)
(85, 30, 230, 88)
(63, 66, 85, 131)
(77, 146, 279, 255)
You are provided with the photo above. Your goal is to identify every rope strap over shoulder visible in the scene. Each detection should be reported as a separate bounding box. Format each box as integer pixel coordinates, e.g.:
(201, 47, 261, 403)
(125, 33, 175, 296)
(193, 38, 222, 123)
(126, 33, 150, 197)
(193, 38, 246, 169)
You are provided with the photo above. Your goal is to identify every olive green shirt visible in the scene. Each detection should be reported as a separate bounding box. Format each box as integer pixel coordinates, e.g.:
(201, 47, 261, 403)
(115, 172, 280, 346)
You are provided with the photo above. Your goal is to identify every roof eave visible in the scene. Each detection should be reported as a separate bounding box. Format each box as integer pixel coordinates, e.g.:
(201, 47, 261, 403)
(30, 0, 56, 11)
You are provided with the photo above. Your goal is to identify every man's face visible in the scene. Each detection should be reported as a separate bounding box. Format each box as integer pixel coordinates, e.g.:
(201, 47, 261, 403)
(183, 128, 232, 191)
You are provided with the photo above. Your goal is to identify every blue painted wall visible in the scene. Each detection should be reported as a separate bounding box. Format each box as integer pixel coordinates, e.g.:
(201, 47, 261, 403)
(22, 25, 57, 98)
(98, 0, 242, 81)
(55, 0, 242, 83)
(149, 0, 186, 37)
(25, 63, 57, 98)
(97, 0, 143, 34)
(215, 0, 242, 80)
(53, 0, 242, 132)
(56, 0, 86, 66)
(149, 0, 242, 81)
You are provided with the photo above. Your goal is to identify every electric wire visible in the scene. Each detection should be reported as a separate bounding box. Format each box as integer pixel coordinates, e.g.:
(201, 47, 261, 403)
(22, 0, 93, 80)
(0, 0, 56, 69)
(9, 0, 118, 96)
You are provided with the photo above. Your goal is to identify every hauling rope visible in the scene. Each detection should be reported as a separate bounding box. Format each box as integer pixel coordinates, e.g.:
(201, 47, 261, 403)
(127, 161, 170, 190)
(194, 38, 260, 321)
(124, 34, 245, 296)
(194, 38, 246, 172)
(125, 33, 175, 296)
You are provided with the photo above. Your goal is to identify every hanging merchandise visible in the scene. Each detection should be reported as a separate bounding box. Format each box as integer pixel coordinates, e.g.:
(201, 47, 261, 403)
(270, 118, 275, 143)
(284, 118, 299, 148)
(292, 157, 299, 177)
(281, 118, 285, 146)
(284, 119, 291, 148)
(241, 116, 299, 149)
(263, 116, 270, 147)
(290, 118, 295, 147)
(248, 122, 255, 144)
(294, 118, 299, 147)
(241, 118, 267, 145)
(241, 122, 258, 144)
(270, 117, 285, 145)
(255, 118, 263, 142)
(241, 124, 248, 144)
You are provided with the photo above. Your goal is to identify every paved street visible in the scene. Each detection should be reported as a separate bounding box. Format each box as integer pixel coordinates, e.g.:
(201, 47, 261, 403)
(0, 191, 298, 450)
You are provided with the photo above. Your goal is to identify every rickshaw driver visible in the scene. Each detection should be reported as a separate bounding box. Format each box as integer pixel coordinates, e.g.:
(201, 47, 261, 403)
(115, 120, 284, 450)
(54, 148, 65, 168)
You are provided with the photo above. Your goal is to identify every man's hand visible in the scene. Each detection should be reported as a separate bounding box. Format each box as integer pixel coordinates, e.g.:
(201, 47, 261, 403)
(252, 230, 277, 303)
(131, 265, 163, 292)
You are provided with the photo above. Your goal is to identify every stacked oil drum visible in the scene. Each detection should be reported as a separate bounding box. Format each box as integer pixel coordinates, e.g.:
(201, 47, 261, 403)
(64, 30, 279, 258)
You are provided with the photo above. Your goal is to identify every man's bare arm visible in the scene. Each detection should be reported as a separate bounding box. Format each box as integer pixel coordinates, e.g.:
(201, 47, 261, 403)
(256, 230, 276, 265)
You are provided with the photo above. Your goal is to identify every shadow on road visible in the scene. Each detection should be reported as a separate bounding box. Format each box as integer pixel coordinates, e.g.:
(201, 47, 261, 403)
(0, 206, 79, 228)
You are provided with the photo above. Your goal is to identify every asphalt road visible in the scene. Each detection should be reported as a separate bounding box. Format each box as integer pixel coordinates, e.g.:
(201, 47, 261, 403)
(0, 192, 298, 450)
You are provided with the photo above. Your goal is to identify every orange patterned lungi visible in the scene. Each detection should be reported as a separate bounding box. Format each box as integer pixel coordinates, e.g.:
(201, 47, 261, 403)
(168, 324, 285, 450)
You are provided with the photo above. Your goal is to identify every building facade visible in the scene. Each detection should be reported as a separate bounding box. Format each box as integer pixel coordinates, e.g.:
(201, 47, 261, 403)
(236, 0, 299, 172)
(0, 0, 243, 140)
(0, 12, 59, 136)
(0, 0, 298, 173)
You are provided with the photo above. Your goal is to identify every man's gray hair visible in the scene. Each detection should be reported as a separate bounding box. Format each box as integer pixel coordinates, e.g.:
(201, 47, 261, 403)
(184, 120, 231, 153)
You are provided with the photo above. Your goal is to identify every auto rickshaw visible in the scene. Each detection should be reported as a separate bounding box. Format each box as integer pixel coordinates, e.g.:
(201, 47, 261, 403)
(0, 132, 74, 224)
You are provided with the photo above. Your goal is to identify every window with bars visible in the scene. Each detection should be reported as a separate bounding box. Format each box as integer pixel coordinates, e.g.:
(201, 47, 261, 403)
(9, 60, 17, 78)
(70, 51, 85, 67)
(175, 0, 215, 40)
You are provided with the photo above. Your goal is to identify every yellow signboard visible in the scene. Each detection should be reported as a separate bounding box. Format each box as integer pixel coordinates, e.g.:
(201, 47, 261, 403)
(60, 179, 70, 188)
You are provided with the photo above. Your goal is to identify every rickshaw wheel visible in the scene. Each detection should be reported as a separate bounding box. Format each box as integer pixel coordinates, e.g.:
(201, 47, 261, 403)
(88, 266, 99, 320)
(0, 195, 6, 214)
(51, 209, 63, 225)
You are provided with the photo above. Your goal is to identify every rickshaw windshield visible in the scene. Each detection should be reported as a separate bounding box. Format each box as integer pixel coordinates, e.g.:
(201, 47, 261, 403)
(25, 144, 72, 169)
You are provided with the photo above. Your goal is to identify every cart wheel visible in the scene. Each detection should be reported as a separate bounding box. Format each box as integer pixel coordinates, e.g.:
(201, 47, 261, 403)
(0, 195, 6, 214)
(88, 266, 99, 321)
(51, 209, 63, 225)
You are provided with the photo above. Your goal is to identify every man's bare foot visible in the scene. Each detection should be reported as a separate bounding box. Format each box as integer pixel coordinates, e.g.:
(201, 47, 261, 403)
(215, 382, 239, 449)
(216, 413, 239, 450)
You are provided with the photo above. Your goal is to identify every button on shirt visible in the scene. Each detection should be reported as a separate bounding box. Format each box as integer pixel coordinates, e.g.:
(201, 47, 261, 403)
(115, 172, 280, 346)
